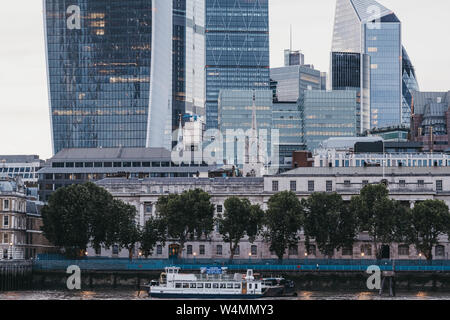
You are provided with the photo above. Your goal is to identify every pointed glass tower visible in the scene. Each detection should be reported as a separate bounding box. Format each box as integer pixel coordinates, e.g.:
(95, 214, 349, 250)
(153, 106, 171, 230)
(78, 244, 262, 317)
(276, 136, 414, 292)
(331, 0, 417, 130)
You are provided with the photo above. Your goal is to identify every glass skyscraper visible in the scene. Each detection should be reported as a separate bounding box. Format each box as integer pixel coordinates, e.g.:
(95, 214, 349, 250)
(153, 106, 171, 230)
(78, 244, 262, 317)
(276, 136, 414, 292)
(44, 0, 173, 154)
(331, 0, 418, 130)
(402, 46, 419, 126)
(205, 0, 270, 131)
(172, 0, 206, 133)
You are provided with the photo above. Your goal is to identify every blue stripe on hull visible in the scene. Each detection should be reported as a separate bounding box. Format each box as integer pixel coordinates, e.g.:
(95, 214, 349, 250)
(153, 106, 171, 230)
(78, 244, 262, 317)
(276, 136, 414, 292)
(149, 293, 263, 299)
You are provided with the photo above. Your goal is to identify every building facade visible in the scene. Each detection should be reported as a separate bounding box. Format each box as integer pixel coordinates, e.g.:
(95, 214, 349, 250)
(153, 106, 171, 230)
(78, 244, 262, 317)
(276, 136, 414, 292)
(272, 102, 305, 171)
(284, 49, 304, 67)
(44, 0, 173, 153)
(218, 90, 273, 167)
(0, 155, 44, 186)
(172, 0, 206, 133)
(301, 90, 359, 151)
(401, 46, 420, 126)
(37, 147, 218, 201)
(411, 91, 450, 152)
(270, 65, 322, 103)
(0, 177, 54, 260)
(0, 178, 27, 260)
(330, 0, 417, 130)
(205, 0, 270, 130)
(94, 167, 450, 260)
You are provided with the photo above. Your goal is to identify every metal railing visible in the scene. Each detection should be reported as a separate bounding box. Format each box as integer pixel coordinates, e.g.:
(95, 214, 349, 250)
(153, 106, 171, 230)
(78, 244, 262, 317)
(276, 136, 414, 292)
(32, 255, 450, 272)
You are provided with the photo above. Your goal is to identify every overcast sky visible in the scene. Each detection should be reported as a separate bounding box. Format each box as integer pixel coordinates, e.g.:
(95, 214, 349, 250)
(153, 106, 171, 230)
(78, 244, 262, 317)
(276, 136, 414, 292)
(0, 0, 449, 160)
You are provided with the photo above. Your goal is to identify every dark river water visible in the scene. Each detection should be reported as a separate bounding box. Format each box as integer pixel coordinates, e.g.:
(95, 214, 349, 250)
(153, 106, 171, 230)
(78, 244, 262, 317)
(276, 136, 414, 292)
(1, 290, 450, 300)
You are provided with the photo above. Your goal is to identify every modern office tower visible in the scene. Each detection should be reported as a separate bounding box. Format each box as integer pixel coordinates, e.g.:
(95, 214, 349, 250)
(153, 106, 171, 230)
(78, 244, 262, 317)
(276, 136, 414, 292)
(43, 0, 173, 154)
(330, 0, 418, 130)
(218, 90, 273, 166)
(411, 91, 450, 152)
(272, 102, 305, 171)
(301, 90, 359, 151)
(402, 46, 420, 126)
(270, 65, 322, 102)
(172, 0, 206, 133)
(205, 0, 270, 131)
(284, 49, 304, 67)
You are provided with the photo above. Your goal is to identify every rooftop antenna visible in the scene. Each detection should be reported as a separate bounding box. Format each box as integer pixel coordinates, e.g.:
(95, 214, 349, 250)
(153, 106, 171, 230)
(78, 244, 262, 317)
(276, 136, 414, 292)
(290, 24, 292, 52)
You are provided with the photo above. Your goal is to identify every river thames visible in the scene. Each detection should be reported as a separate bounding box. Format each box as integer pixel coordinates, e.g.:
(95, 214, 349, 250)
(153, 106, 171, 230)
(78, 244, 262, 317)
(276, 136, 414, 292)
(1, 290, 450, 300)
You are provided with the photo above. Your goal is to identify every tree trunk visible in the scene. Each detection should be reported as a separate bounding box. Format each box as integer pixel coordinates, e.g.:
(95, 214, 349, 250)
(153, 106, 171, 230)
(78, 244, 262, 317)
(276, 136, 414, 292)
(425, 247, 433, 261)
(229, 242, 235, 262)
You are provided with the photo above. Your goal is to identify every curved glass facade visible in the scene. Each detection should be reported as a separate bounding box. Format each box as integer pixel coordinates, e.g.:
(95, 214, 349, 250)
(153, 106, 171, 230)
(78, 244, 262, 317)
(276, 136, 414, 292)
(331, 0, 406, 131)
(44, 0, 172, 154)
(205, 0, 270, 130)
(401, 46, 419, 127)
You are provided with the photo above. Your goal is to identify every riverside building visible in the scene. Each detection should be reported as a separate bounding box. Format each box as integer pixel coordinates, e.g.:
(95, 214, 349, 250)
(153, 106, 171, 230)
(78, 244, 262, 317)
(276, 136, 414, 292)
(93, 167, 450, 260)
(0, 177, 53, 260)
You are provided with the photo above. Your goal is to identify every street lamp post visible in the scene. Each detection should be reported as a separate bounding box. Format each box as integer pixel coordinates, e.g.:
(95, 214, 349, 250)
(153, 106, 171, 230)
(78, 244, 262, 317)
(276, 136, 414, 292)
(193, 252, 197, 264)
(9, 242, 13, 260)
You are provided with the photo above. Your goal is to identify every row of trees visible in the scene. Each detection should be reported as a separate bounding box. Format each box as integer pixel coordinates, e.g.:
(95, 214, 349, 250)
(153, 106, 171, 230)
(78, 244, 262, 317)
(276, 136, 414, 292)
(42, 182, 450, 261)
(41, 182, 139, 258)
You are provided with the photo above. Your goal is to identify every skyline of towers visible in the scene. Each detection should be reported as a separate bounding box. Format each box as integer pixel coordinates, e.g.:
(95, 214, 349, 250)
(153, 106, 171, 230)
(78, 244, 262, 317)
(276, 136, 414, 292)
(42, 0, 426, 156)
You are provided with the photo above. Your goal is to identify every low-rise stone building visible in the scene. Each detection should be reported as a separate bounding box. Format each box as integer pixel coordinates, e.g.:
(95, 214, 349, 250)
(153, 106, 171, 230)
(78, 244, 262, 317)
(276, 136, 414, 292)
(94, 167, 450, 260)
(1, 177, 54, 260)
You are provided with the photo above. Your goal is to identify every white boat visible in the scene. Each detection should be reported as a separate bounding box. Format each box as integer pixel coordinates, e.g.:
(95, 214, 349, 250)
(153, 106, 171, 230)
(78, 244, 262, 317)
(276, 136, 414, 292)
(147, 266, 265, 299)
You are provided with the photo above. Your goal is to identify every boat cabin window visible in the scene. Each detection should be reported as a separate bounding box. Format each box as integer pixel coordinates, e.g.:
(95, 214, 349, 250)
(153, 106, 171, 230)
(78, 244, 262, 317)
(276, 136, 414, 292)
(249, 284, 252, 289)
(234, 283, 241, 289)
(255, 284, 258, 289)
(182, 283, 189, 288)
(205, 283, 211, 289)
(175, 283, 182, 288)
(190, 283, 196, 289)
(227, 283, 233, 289)
(213, 283, 219, 289)
(197, 283, 204, 288)
(220, 283, 226, 289)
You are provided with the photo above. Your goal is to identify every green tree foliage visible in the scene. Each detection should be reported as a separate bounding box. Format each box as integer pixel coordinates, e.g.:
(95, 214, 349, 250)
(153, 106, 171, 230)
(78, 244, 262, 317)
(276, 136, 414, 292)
(410, 200, 450, 261)
(140, 216, 166, 257)
(217, 197, 264, 260)
(304, 192, 357, 257)
(350, 184, 412, 259)
(41, 182, 139, 258)
(109, 199, 140, 260)
(156, 189, 215, 254)
(264, 191, 304, 262)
